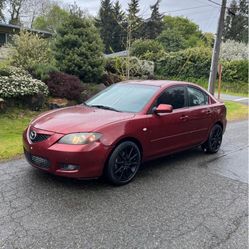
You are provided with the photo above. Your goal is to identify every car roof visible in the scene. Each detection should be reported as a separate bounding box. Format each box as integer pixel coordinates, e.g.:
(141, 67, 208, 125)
(120, 80, 198, 87)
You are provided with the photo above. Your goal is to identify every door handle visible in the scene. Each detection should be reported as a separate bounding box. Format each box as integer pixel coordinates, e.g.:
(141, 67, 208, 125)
(180, 115, 189, 121)
(205, 110, 212, 114)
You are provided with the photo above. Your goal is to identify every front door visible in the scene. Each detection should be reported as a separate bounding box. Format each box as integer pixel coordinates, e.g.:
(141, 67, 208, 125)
(146, 86, 192, 158)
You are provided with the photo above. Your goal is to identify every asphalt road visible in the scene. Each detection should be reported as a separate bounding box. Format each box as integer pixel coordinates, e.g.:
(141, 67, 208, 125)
(217, 93, 249, 105)
(0, 121, 248, 249)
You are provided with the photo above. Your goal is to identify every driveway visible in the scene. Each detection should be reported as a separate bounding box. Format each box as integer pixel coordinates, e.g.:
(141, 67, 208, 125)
(0, 121, 248, 249)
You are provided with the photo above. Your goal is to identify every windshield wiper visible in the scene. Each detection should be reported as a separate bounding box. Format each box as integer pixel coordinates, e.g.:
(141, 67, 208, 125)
(88, 104, 121, 112)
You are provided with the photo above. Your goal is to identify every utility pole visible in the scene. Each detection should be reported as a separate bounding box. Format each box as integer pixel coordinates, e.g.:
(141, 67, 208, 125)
(208, 0, 227, 95)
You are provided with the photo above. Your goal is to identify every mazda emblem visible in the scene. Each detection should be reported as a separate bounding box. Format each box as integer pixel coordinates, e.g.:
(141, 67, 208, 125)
(30, 130, 37, 141)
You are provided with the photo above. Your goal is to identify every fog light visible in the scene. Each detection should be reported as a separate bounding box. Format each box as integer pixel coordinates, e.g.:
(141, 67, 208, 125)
(59, 164, 80, 171)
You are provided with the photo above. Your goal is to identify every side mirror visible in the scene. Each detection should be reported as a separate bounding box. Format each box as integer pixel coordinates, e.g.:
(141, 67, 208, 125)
(153, 104, 173, 114)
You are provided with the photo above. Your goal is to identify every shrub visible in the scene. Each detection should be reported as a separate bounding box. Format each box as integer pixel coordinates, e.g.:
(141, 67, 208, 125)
(29, 63, 59, 81)
(54, 14, 104, 83)
(11, 31, 54, 70)
(220, 40, 248, 61)
(222, 60, 248, 82)
(155, 47, 212, 79)
(45, 72, 84, 102)
(131, 39, 165, 61)
(102, 72, 123, 86)
(0, 66, 48, 110)
(105, 56, 155, 78)
(80, 83, 106, 102)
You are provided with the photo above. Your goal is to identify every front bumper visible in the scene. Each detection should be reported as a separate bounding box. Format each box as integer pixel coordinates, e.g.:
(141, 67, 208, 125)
(23, 126, 112, 179)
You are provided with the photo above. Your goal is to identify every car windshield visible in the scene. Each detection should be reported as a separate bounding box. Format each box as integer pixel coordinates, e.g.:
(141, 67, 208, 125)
(85, 83, 159, 113)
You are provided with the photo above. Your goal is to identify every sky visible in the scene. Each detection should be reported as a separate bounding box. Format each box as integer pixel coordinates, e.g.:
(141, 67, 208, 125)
(62, 0, 233, 33)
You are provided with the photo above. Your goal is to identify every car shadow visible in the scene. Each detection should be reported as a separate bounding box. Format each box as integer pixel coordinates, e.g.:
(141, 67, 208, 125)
(28, 146, 208, 190)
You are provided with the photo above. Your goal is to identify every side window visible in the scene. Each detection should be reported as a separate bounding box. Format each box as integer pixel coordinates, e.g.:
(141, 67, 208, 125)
(157, 87, 186, 109)
(187, 87, 209, 107)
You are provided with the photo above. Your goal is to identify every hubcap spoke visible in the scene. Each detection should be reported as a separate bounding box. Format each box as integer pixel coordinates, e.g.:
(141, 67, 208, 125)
(211, 127, 222, 150)
(113, 145, 140, 182)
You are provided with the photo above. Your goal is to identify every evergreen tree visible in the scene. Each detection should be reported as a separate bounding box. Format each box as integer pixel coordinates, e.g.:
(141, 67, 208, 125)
(144, 0, 163, 39)
(54, 14, 104, 82)
(112, 1, 126, 52)
(223, 0, 248, 43)
(97, 0, 115, 53)
(127, 0, 141, 39)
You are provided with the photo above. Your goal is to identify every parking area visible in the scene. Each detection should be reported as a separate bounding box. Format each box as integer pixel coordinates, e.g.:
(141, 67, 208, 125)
(0, 120, 248, 249)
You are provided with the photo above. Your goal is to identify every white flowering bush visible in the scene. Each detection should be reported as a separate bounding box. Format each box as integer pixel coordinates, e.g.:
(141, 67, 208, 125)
(220, 40, 248, 61)
(0, 66, 49, 98)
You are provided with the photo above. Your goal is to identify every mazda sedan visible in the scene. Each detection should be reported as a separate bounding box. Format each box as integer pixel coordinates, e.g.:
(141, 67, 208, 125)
(23, 81, 227, 185)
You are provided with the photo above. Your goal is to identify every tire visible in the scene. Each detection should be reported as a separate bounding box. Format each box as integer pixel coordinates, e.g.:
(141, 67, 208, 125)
(105, 141, 141, 185)
(202, 124, 223, 154)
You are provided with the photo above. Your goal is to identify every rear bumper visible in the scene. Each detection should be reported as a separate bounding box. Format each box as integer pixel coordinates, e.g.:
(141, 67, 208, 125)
(23, 127, 112, 179)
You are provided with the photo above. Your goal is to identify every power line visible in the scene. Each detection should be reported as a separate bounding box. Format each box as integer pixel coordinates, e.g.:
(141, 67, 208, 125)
(208, 0, 222, 7)
(161, 5, 214, 15)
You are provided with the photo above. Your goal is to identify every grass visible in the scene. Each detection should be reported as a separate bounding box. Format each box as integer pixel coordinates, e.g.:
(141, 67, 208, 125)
(225, 101, 248, 121)
(0, 102, 248, 161)
(0, 108, 40, 161)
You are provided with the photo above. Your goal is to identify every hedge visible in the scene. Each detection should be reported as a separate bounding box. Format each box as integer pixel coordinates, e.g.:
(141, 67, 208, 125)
(155, 47, 212, 79)
(222, 60, 248, 83)
(155, 47, 248, 83)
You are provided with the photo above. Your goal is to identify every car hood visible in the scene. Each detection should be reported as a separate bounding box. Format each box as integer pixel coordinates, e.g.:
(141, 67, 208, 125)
(31, 105, 135, 134)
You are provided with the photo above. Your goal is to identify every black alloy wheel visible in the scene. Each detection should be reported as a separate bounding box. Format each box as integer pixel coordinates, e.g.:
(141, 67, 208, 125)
(202, 124, 223, 154)
(105, 141, 141, 185)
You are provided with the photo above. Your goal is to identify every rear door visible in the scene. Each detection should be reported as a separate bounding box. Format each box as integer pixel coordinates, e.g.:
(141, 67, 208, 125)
(184, 86, 214, 145)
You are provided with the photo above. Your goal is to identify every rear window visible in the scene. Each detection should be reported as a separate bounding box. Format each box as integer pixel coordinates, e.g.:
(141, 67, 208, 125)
(187, 87, 209, 107)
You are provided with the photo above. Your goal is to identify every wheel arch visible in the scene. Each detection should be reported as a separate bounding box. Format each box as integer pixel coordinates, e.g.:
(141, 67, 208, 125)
(113, 137, 143, 157)
(214, 121, 223, 130)
(102, 136, 144, 176)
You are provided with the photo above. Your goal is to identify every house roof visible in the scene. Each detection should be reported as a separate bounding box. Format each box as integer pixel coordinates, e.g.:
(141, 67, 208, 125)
(104, 50, 128, 58)
(0, 23, 53, 37)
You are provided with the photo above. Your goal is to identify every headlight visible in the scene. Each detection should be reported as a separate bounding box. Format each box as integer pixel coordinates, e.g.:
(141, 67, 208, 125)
(58, 133, 102, 145)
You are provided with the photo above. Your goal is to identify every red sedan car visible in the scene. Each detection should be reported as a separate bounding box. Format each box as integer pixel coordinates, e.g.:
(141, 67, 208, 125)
(23, 80, 226, 185)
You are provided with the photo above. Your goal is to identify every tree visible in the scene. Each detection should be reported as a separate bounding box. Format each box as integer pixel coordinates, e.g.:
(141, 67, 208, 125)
(158, 16, 204, 51)
(97, 0, 114, 53)
(131, 39, 165, 61)
(11, 30, 54, 70)
(111, 1, 126, 52)
(223, 0, 248, 43)
(54, 14, 104, 83)
(20, 0, 52, 28)
(8, 0, 24, 25)
(0, 0, 6, 21)
(32, 4, 69, 33)
(144, 0, 163, 39)
(157, 29, 186, 52)
(127, 0, 141, 39)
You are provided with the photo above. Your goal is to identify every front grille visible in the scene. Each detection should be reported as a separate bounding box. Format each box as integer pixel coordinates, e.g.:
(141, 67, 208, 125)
(30, 133, 51, 143)
(24, 150, 50, 169)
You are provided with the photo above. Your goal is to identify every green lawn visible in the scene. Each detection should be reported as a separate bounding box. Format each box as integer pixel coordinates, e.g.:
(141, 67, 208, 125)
(225, 101, 249, 121)
(0, 102, 248, 161)
(0, 108, 40, 160)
